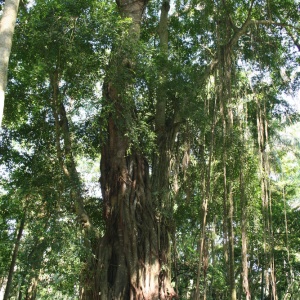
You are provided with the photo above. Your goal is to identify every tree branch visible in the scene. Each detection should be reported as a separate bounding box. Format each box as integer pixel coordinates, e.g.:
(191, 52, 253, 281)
(274, 13, 300, 52)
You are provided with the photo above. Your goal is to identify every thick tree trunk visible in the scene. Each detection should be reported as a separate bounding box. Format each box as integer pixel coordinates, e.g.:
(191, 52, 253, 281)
(0, 0, 19, 127)
(3, 216, 25, 300)
(82, 0, 176, 299)
(98, 152, 172, 299)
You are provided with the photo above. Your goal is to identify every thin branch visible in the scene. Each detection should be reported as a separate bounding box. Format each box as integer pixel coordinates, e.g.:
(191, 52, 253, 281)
(275, 13, 300, 52)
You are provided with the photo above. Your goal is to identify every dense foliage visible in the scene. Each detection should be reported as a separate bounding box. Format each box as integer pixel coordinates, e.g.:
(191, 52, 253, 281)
(0, 0, 300, 299)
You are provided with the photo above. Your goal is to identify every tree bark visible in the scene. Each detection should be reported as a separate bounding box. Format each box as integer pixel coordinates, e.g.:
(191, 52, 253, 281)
(228, 184, 236, 300)
(82, 0, 177, 298)
(218, 14, 236, 298)
(50, 69, 92, 231)
(240, 166, 251, 300)
(0, 0, 20, 127)
(262, 120, 276, 300)
(217, 42, 236, 300)
(283, 186, 295, 297)
(3, 216, 25, 300)
(49, 69, 98, 295)
(195, 96, 216, 300)
(256, 99, 277, 300)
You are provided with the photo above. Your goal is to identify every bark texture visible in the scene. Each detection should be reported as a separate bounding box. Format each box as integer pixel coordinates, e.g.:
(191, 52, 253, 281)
(0, 0, 20, 127)
(81, 0, 176, 298)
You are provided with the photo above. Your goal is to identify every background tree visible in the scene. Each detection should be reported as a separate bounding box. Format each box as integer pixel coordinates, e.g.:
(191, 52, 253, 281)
(0, 0, 19, 127)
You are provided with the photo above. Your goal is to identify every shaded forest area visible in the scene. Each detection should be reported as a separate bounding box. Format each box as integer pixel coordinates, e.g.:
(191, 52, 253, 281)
(1, 0, 300, 299)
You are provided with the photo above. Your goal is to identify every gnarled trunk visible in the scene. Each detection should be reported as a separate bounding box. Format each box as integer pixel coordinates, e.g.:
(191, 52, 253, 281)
(81, 0, 176, 299)
(98, 152, 172, 299)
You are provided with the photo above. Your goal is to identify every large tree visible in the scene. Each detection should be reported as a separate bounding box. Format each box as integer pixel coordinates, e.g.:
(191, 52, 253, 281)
(82, 0, 178, 298)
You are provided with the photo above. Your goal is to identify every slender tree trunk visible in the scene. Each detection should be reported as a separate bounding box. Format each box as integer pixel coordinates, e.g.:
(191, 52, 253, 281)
(240, 165, 251, 300)
(216, 6, 236, 296)
(24, 236, 48, 300)
(202, 237, 209, 300)
(195, 176, 208, 300)
(25, 276, 38, 300)
(3, 216, 25, 300)
(258, 105, 267, 300)
(50, 69, 92, 231)
(17, 277, 23, 300)
(219, 43, 236, 300)
(209, 218, 216, 299)
(228, 183, 236, 300)
(0, 0, 20, 127)
(283, 186, 294, 297)
(49, 69, 98, 295)
(256, 100, 277, 300)
(269, 191, 277, 300)
(195, 96, 216, 300)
